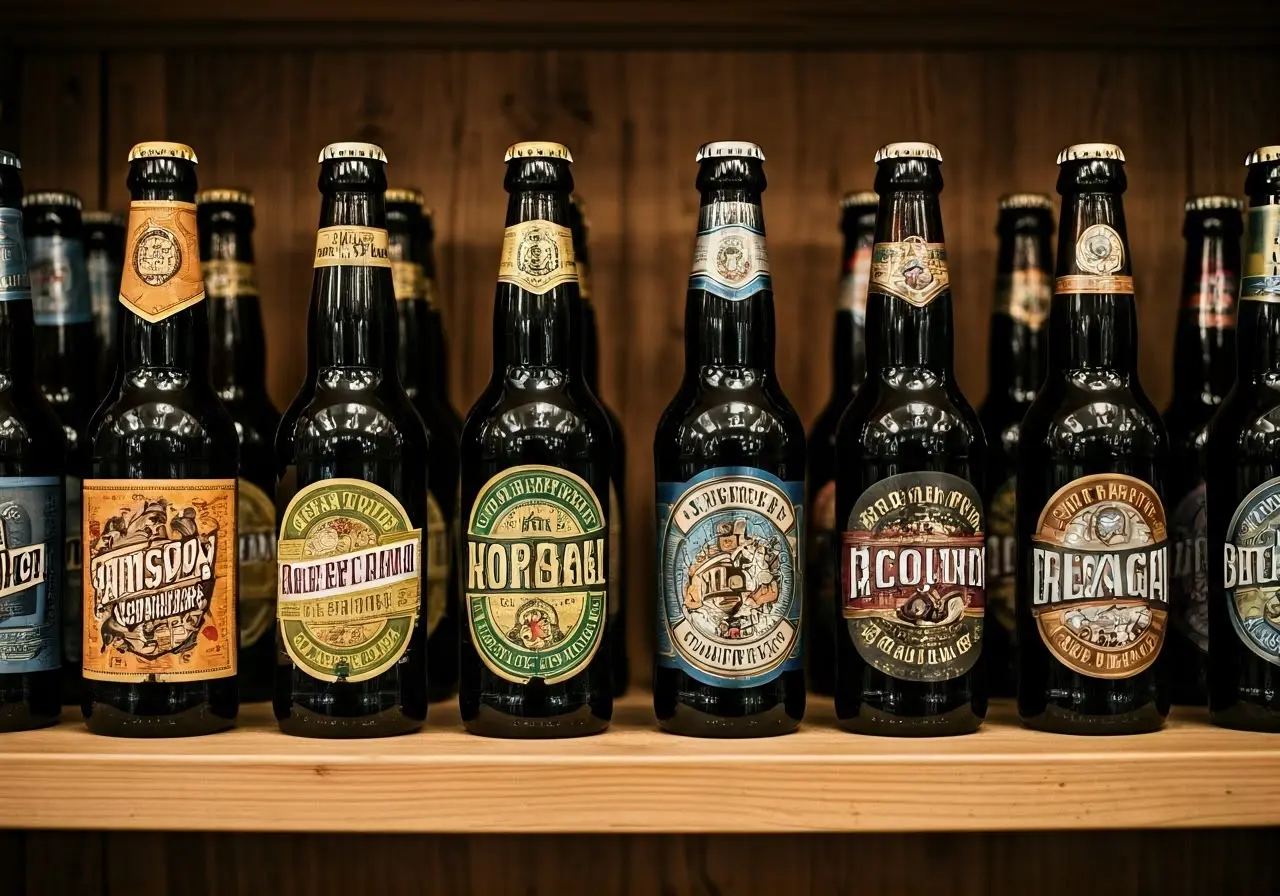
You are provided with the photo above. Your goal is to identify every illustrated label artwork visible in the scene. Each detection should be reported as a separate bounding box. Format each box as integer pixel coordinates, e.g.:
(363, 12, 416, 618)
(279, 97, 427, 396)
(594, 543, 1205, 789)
(869, 236, 949, 307)
(689, 202, 771, 302)
(656, 467, 803, 687)
(1222, 477, 1280, 666)
(1030, 474, 1169, 678)
(1242, 205, 1280, 301)
(0, 477, 62, 674)
(202, 259, 258, 300)
(27, 235, 92, 325)
(313, 225, 391, 268)
(497, 220, 578, 295)
(841, 472, 985, 682)
(238, 479, 277, 648)
(425, 492, 449, 636)
(995, 269, 1051, 331)
(63, 475, 82, 664)
(0, 207, 31, 302)
(277, 478, 421, 682)
(119, 200, 205, 322)
(1056, 223, 1134, 295)
(82, 480, 237, 682)
(466, 466, 606, 685)
(839, 244, 873, 323)
(1171, 483, 1209, 654)
(986, 476, 1018, 639)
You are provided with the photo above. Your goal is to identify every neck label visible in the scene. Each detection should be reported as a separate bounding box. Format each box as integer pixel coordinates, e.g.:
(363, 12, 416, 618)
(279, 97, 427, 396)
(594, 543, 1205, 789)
(314, 225, 391, 268)
(1242, 205, 1280, 301)
(870, 236, 949, 307)
(28, 235, 92, 324)
(1057, 223, 1133, 294)
(0, 208, 31, 302)
(119, 200, 206, 322)
(995, 269, 1051, 330)
(689, 209, 771, 302)
(497, 219, 577, 296)
(202, 260, 259, 300)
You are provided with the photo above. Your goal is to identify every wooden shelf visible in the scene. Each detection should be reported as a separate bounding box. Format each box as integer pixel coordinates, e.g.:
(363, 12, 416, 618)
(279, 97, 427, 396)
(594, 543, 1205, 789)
(1, 695, 1277, 834)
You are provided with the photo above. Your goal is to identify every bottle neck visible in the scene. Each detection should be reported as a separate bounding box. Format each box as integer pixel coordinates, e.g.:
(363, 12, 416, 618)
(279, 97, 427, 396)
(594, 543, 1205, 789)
(1238, 194, 1280, 380)
(0, 205, 35, 384)
(832, 222, 873, 393)
(1173, 226, 1238, 401)
(204, 223, 266, 398)
(389, 220, 428, 391)
(988, 227, 1052, 400)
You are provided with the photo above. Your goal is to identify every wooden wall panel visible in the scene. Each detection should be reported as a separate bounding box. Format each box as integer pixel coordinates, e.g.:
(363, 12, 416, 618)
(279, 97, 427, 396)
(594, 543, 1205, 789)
(16, 53, 101, 204)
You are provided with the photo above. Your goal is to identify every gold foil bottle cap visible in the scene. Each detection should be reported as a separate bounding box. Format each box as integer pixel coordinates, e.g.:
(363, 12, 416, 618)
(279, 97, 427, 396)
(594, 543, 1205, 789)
(1056, 143, 1125, 164)
(127, 141, 198, 163)
(82, 210, 126, 227)
(22, 190, 83, 210)
(874, 142, 942, 163)
(1244, 146, 1280, 166)
(504, 142, 573, 163)
(998, 193, 1054, 211)
(695, 141, 765, 163)
(318, 142, 387, 163)
(0, 150, 20, 169)
(840, 191, 878, 208)
(196, 188, 254, 207)
(1184, 195, 1243, 212)
(386, 187, 425, 206)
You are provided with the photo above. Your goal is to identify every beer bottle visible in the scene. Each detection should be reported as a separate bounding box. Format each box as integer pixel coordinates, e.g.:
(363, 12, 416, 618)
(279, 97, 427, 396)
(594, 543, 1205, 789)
(835, 142, 987, 736)
(1017, 143, 1169, 735)
(655, 141, 805, 737)
(83, 211, 125, 391)
(275, 143, 428, 737)
(568, 193, 629, 697)
(978, 193, 1054, 698)
(807, 191, 876, 697)
(197, 188, 281, 704)
(460, 142, 613, 738)
(83, 142, 240, 736)
(418, 203, 457, 422)
(1206, 145, 1280, 731)
(387, 186, 458, 703)
(1166, 196, 1242, 706)
(0, 152, 67, 732)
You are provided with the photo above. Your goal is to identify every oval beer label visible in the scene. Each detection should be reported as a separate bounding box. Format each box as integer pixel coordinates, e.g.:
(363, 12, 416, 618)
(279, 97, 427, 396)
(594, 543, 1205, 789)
(1223, 476, 1280, 666)
(238, 479, 277, 648)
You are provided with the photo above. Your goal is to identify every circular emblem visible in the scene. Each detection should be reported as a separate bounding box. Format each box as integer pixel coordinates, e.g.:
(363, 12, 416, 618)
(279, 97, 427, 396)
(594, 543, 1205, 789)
(1224, 477, 1280, 667)
(714, 235, 752, 283)
(515, 223, 561, 279)
(133, 225, 182, 286)
(1075, 224, 1125, 275)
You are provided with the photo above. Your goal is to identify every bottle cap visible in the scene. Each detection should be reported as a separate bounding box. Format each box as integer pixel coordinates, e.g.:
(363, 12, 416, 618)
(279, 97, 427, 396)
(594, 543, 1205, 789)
(504, 142, 573, 163)
(874, 142, 942, 163)
(839, 191, 878, 208)
(82, 210, 126, 227)
(695, 141, 765, 163)
(386, 187, 425, 206)
(0, 150, 20, 169)
(1244, 146, 1280, 166)
(195, 188, 254, 207)
(1056, 143, 1125, 164)
(1184, 195, 1243, 212)
(998, 193, 1053, 211)
(22, 190, 83, 210)
(318, 142, 387, 163)
(127, 141, 198, 163)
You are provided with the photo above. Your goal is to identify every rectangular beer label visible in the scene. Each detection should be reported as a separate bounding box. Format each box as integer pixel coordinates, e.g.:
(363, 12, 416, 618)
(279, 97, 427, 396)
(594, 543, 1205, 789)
(119, 200, 206, 323)
(689, 202, 770, 302)
(870, 237, 949, 307)
(497, 220, 578, 295)
(202, 259, 259, 299)
(82, 479, 237, 682)
(1054, 274, 1135, 295)
(1242, 205, 1280, 301)
(0, 477, 62, 674)
(313, 225, 391, 268)
(28, 235, 93, 325)
(0, 207, 31, 302)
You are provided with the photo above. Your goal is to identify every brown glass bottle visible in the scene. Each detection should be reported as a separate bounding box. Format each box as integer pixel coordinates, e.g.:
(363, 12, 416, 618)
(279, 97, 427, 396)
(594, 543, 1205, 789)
(1206, 146, 1280, 732)
(568, 193, 630, 697)
(977, 194, 1054, 698)
(0, 151, 68, 732)
(654, 142, 805, 737)
(807, 191, 875, 697)
(274, 143, 429, 738)
(388, 187, 459, 703)
(1017, 143, 1169, 735)
(197, 189, 281, 704)
(835, 142, 987, 737)
(83, 211, 124, 393)
(460, 142, 613, 738)
(83, 142, 240, 737)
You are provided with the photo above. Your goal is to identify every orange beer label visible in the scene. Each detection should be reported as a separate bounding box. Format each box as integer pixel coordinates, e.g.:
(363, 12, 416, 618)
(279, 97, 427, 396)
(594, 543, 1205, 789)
(83, 479, 238, 682)
(119, 200, 206, 323)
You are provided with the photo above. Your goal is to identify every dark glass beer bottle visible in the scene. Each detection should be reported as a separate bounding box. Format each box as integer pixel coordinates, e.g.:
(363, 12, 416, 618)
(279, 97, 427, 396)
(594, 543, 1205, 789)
(978, 194, 1054, 698)
(274, 143, 429, 738)
(568, 193, 630, 697)
(460, 142, 613, 738)
(196, 188, 281, 704)
(22, 190, 97, 707)
(1165, 196, 1242, 707)
(387, 186, 459, 703)
(1206, 145, 1280, 731)
(418, 203, 457, 423)
(1017, 143, 1169, 735)
(83, 211, 125, 391)
(807, 191, 876, 697)
(0, 152, 67, 732)
(654, 141, 805, 737)
(835, 142, 987, 736)
(83, 142, 240, 737)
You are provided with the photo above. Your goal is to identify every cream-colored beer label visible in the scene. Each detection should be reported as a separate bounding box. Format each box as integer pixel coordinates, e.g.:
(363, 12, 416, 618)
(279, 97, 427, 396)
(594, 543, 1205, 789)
(313, 225, 392, 269)
(425, 491, 449, 636)
(497, 220, 578, 295)
(1242, 205, 1280, 301)
(465, 465, 606, 685)
(870, 236, 949, 307)
(423, 276, 439, 309)
(238, 479, 277, 648)
(202, 260, 258, 300)
(277, 478, 421, 682)
(83, 479, 237, 682)
(1031, 474, 1169, 679)
(995, 269, 1051, 330)
(119, 200, 206, 323)
(391, 260, 425, 301)
(689, 218, 771, 302)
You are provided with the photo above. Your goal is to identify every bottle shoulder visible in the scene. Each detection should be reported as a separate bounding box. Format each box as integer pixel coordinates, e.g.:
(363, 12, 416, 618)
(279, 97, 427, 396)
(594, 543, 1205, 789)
(1207, 383, 1280, 461)
(278, 374, 429, 459)
(0, 386, 68, 471)
(1021, 373, 1167, 459)
(89, 377, 239, 460)
(836, 373, 985, 456)
(461, 375, 612, 461)
(655, 378, 806, 469)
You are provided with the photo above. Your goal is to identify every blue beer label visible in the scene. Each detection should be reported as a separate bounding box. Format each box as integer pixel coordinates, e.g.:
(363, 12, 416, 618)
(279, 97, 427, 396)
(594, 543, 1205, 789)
(656, 467, 803, 687)
(0, 477, 63, 674)
(27, 235, 93, 325)
(1223, 476, 1280, 666)
(687, 201, 772, 302)
(0, 208, 31, 303)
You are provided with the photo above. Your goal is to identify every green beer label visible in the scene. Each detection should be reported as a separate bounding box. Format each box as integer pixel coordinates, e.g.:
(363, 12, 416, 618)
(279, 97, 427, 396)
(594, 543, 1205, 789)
(465, 465, 607, 685)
